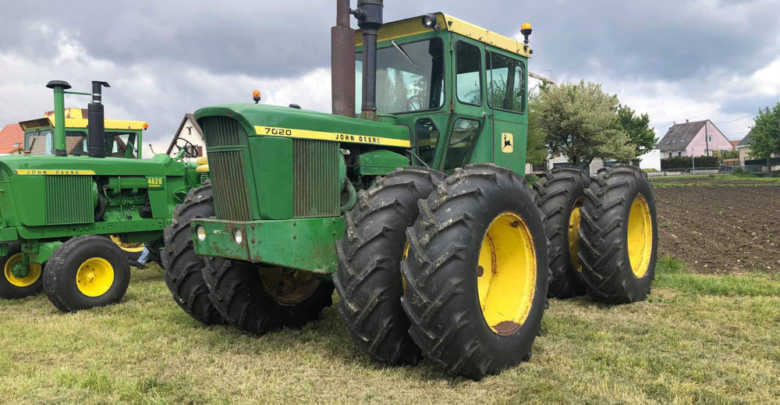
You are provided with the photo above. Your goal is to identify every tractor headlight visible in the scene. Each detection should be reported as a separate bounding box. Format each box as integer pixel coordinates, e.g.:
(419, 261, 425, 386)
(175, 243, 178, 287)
(196, 226, 207, 241)
(233, 229, 244, 245)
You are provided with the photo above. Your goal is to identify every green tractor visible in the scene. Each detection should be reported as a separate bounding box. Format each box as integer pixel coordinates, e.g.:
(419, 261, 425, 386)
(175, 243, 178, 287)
(164, 0, 658, 379)
(0, 80, 208, 312)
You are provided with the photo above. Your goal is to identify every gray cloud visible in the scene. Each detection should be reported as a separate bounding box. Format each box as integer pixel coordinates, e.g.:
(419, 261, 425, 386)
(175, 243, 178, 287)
(0, 0, 778, 143)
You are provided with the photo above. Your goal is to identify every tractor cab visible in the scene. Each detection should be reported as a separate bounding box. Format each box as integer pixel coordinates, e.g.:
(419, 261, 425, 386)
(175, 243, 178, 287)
(354, 13, 532, 173)
(18, 108, 147, 159)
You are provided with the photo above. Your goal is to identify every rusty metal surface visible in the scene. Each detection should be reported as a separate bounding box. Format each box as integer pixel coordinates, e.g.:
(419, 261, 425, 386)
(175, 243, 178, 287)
(331, 0, 355, 117)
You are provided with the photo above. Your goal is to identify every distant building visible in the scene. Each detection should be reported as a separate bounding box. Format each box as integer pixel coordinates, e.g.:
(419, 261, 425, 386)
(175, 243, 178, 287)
(658, 119, 732, 158)
(0, 124, 24, 154)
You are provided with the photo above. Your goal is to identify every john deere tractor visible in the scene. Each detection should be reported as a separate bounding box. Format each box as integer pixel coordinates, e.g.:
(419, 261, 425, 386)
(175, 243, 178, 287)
(0, 80, 207, 312)
(164, 0, 658, 379)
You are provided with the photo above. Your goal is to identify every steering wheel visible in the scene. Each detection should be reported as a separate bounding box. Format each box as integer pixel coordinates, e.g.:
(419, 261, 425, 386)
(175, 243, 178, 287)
(171, 137, 200, 158)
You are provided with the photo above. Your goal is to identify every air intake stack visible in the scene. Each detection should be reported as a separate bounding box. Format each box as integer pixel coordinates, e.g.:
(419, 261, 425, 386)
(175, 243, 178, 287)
(87, 81, 110, 158)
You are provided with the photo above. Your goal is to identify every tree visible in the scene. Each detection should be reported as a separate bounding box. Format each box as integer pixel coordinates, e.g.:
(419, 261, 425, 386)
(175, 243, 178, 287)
(615, 105, 657, 156)
(536, 81, 634, 165)
(525, 94, 548, 165)
(750, 103, 780, 160)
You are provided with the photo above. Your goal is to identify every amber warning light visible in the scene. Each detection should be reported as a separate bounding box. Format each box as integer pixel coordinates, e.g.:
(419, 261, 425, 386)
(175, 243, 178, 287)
(252, 90, 262, 104)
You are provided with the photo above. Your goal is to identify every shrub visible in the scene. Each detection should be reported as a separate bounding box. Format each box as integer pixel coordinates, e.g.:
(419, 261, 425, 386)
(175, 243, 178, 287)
(661, 156, 719, 170)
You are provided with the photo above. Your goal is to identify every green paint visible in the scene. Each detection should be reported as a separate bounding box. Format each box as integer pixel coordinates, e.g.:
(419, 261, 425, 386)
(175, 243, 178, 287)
(190, 17, 532, 275)
(358, 150, 409, 176)
(0, 83, 208, 275)
(192, 217, 345, 274)
(52, 86, 66, 155)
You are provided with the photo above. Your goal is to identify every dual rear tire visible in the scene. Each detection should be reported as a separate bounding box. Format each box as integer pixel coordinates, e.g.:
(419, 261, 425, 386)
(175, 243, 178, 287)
(337, 165, 549, 380)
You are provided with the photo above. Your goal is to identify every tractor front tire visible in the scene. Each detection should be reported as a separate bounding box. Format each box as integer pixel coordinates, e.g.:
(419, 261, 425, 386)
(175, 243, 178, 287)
(534, 167, 589, 298)
(202, 259, 333, 334)
(162, 184, 224, 325)
(401, 164, 549, 380)
(579, 166, 658, 303)
(335, 167, 444, 366)
(43, 235, 130, 312)
(0, 245, 44, 299)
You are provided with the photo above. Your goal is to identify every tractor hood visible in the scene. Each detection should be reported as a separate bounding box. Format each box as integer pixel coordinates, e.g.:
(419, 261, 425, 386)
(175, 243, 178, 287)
(0, 154, 188, 178)
(194, 104, 410, 148)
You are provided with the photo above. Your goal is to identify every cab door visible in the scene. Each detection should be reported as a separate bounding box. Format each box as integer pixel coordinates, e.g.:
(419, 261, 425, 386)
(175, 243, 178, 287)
(485, 48, 528, 174)
(437, 39, 492, 171)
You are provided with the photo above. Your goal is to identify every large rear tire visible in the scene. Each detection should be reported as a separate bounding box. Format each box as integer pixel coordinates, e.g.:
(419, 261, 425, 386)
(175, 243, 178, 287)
(401, 164, 549, 380)
(162, 184, 224, 325)
(43, 235, 130, 312)
(533, 167, 589, 298)
(335, 167, 444, 366)
(579, 166, 658, 303)
(202, 258, 333, 335)
(0, 245, 43, 299)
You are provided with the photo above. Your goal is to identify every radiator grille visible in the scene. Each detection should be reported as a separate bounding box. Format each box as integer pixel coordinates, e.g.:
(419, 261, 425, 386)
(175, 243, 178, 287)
(293, 140, 339, 217)
(201, 116, 247, 147)
(45, 176, 93, 225)
(209, 150, 251, 220)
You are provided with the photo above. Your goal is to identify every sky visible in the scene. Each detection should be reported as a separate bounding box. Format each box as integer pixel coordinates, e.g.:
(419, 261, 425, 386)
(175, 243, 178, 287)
(0, 0, 778, 154)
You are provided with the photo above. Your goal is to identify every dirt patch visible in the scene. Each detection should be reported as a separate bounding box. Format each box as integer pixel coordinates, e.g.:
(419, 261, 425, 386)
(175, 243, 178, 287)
(654, 186, 780, 274)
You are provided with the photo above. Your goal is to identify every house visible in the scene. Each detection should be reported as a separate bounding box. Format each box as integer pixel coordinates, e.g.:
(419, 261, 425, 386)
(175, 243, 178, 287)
(658, 119, 732, 158)
(0, 124, 24, 154)
(737, 128, 779, 171)
(736, 131, 752, 166)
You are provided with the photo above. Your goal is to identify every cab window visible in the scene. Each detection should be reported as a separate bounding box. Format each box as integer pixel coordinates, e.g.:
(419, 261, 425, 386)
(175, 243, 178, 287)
(443, 119, 481, 170)
(107, 132, 136, 158)
(455, 42, 482, 106)
(486, 51, 526, 113)
(66, 131, 87, 155)
(414, 118, 439, 165)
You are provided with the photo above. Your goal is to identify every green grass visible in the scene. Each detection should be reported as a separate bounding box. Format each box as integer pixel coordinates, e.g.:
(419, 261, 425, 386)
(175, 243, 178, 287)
(1, 263, 778, 404)
(650, 174, 780, 186)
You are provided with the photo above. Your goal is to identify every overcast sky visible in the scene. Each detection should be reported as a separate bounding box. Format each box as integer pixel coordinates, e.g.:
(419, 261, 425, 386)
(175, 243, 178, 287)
(1, 0, 778, 153)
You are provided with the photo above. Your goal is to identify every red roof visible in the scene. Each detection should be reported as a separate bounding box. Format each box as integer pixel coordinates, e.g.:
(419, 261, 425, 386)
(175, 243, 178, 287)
(729, 140, 740, 150)
(0, 124, 24, 154)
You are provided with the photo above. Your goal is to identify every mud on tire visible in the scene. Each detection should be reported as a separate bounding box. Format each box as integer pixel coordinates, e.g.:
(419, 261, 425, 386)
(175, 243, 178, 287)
(202, 258, 334, 335)
(579, 166, 658, 303)
(401, 164, 549, 380)
(533, 167, 589, 298)
(335, 167, 444, 365)
(162, 184, 224, 324)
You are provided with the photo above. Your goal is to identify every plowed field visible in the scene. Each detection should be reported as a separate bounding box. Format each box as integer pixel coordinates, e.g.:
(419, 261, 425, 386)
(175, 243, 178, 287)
(654, 184, 780, 273)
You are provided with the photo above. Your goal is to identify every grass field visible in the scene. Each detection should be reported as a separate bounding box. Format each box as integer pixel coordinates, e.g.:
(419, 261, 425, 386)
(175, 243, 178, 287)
(1, 259, 778, 404)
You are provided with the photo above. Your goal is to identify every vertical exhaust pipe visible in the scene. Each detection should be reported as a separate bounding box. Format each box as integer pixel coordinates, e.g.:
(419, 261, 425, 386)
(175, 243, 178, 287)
(88, 81, 110, 158)
(353, 0, 383, 120)
(46, 80, 71, 156)
(331, 0, 355, 117)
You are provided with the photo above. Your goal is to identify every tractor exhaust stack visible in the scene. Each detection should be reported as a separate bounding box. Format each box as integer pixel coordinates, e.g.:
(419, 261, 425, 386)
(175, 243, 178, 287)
(331, 0, 355, 117)
(87, 81, 110, 158)
(353, 0, 383, 120)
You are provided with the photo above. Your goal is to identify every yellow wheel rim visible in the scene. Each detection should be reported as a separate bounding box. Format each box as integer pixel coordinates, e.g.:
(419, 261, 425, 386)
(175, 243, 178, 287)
(568, 198, 584, 272)
(627, 195, 653, 278)
(477, 212, 537, 336)
(259, 266, 321, 305)
(76, 257, 115, 297)
(3, 253, 42, 288)
(109, 235, 145, 253)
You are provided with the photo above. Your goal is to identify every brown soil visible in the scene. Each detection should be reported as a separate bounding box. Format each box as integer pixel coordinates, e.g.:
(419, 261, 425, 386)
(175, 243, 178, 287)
(654, 186, 780, 274)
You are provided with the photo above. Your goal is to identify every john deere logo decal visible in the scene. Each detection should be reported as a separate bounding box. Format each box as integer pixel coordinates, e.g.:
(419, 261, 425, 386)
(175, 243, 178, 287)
(16, 169, 95, 175)
(501, 133, 514, 153)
